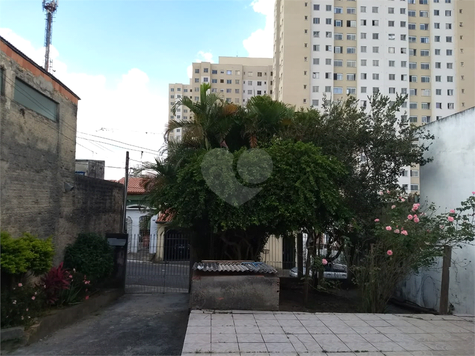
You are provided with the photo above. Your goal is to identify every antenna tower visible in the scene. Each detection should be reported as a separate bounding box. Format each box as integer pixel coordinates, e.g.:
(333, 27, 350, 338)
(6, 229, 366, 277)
(42, 0, 58, 72)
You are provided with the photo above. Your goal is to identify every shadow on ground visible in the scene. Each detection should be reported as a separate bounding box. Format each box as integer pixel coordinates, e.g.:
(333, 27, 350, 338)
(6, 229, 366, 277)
(8, 293, 190, 356)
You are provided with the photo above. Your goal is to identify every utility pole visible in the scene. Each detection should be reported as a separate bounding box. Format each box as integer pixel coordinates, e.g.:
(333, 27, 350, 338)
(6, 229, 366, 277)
(42, 0, 58, 72)
(122, 151, 129, 234)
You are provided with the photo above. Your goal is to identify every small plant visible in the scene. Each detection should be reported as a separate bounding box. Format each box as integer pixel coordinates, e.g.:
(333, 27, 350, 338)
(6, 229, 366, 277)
(1, 282, 45, 328)
(40, 262, 71, 305)
(63, 233, 113, 282)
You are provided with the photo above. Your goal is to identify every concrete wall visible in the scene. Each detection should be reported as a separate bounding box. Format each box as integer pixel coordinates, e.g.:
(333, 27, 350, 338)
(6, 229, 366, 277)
(396, 107, 475, 315)
(191, 273, 280, 311)
(0, 39, 123, 264)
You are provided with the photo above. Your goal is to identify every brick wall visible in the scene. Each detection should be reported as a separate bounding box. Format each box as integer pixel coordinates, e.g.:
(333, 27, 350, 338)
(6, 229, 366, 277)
(1, 38, 123, 264)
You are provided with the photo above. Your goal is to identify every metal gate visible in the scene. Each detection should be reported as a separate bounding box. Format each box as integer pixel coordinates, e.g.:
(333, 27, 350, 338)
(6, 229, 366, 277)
(125, 230, 191, 293)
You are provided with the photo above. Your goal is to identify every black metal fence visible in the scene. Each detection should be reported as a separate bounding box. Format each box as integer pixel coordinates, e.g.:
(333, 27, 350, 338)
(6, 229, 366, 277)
(125, 231, 191, 294)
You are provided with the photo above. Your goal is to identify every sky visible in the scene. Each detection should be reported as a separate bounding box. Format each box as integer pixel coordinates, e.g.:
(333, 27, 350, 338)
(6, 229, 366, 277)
(0, 0, 275, 179)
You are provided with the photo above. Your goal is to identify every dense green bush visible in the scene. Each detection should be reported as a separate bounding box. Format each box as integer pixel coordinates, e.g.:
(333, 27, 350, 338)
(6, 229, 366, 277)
(63, 233, 114, 281)
(0, 231, 54, 276)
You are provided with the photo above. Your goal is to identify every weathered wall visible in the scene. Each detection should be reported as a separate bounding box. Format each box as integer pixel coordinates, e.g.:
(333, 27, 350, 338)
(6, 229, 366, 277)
(53, 175, 123, 263)
(395, 107, 475, 315)
(1, 41, 78, 246)
(0, 40, 123, 264)
(191, 273, 280, 311)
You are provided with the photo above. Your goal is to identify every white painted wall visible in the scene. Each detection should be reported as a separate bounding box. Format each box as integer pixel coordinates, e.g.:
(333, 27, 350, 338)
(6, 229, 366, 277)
(396, 107, 475, 315)
(126, 206, 150, 253)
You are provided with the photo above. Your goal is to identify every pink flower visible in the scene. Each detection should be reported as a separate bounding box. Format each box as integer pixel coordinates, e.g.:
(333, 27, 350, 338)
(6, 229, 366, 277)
(391, 205, 396, 209)
(448, 216, 454, 222)
(69, 275, 73, 279)
(31, 296, 36, 300)
(450, 209, 455, 213)
(26, 308, 28, 312)
(472, 191, 475, 195)
(387, 250, 393, 256)
(401, 230, 408, 236)
(18, 283, 23, 287)
(414, 217, 420, 223)
(394, 229, 400, 234)
(412, 203, 420, 212)
(386, 226, 392, 231)
(374, 218, 380, 222)
(440, 225, 445, 229)
(407, 214, 413, 220)
(12, 300, 17, 305)
(85, 296, 89, 300)
(401, 198, 406, 202)
(322, 259, 328, 265)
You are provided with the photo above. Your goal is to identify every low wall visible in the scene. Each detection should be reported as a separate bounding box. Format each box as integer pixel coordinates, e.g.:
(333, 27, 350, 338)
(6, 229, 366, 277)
(190, 272, 280, 311)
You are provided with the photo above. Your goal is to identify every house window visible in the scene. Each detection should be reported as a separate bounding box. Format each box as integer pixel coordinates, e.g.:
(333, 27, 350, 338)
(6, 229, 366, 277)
(14, 78, 58, 121)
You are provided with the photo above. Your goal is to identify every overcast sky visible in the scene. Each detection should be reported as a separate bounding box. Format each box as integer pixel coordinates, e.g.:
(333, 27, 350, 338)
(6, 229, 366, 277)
(0, 0, 275, 179)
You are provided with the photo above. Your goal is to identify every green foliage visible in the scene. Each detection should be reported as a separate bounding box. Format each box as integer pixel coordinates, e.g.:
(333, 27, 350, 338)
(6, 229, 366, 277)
(63, 233, 113, 282)
(352, 192, 475, 312)
(0, 232, 54, 276)
(1, 283, 45, 328)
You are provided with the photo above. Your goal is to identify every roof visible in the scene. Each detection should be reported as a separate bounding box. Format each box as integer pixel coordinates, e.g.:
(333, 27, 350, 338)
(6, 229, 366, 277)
(193, 261, 278, 274)
(156, 208, 175, 223)
(117, 177, 147, 195)
(0, 36, 80, 102)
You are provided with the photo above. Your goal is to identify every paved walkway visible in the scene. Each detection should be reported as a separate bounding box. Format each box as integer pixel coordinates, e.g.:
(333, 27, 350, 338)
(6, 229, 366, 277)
(182, 310, 474, 356)
(8, 294, 190, 356)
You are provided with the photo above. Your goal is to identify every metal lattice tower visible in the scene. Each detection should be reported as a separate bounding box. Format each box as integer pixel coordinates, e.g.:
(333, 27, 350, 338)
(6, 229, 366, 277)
(43, 0, 58, 72)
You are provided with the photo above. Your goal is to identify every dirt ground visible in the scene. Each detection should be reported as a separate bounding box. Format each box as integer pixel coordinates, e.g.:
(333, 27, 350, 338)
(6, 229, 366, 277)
(279, 277, 418, 314)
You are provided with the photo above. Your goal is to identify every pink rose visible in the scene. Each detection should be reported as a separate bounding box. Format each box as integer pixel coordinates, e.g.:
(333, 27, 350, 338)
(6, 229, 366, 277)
(401, 230, 408, 236)
(18, 283, 23, 287)
(374, 218, 380, 222)
(387, 250, 393, 256)
(394, 229, 400, 234)
(12, 300, 17, 305)
(391, 205, 396, 209)
(386, 226, 392, 231)
(85, 296, 90, 300)
(472, 191, 475, 195)
(450, 209, 455, 213)
(26, 308, 28, 312)
(31, 296, 36, 300)
(69, 275, 73, 279)
(407, 214, 413, 220)
(448, 216, 454, 222)
(322, 259, 328, 265)
(401, 198, 405, 202)
(414, 217, 420, 223)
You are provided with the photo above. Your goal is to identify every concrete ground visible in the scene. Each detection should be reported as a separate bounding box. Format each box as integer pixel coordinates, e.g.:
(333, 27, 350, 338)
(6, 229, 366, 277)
(182, 310, 475, 356)
(8, 293, 190, 356)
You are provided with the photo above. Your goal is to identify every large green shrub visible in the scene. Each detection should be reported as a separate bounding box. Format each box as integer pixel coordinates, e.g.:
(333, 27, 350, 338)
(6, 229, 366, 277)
(0, 232, 54, 276)
(63, 233, 114, 281)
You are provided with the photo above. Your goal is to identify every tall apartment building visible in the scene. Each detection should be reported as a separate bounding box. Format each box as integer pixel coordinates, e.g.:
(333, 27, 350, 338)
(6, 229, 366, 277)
(273, 0, 474, 192)
(168, 57, 273, 141)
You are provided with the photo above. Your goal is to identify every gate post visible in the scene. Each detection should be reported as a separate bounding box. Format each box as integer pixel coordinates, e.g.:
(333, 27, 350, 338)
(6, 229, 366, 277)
(106, 233, 128, 290)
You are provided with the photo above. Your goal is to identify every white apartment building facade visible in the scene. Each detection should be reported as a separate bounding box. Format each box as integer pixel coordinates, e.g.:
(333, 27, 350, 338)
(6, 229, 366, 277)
(169, 57, 273, 142)
(273, 0, 474, 193)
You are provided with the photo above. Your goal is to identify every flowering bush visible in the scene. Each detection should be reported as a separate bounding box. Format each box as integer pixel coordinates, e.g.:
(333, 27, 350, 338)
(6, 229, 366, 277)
(40, 264, 92, 307)
(353, 191, 475, 313)
(1, 283, 45, 328)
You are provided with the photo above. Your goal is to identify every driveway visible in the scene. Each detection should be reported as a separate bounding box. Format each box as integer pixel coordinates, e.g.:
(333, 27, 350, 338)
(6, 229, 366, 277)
(10, 293, 190, 355)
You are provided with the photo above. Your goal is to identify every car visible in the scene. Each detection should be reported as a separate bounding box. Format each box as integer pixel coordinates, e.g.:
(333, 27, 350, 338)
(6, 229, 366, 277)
(289, 263, 348, 280)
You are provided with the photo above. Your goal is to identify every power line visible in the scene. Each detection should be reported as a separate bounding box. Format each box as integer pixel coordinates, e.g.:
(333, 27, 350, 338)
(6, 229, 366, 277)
(77, 131, 160, 153)
(76, 137, 159, 155)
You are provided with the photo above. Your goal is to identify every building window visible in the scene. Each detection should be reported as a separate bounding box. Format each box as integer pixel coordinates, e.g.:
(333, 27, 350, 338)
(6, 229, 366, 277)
(333, 87, 343, 94)
(334, 60, 343, 67)
(14, 78, 58, 121)
(313, 17, 320, 24)
(195, 69, 200, 73)
(372, 73, 379, 80)
(361, 87, 367, 93)
(421, 102, 431, 110)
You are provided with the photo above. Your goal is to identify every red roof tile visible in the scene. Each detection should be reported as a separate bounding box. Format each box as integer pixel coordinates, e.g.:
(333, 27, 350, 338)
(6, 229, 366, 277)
(156, 209, 175, 223)
(118, 177, 147, 195)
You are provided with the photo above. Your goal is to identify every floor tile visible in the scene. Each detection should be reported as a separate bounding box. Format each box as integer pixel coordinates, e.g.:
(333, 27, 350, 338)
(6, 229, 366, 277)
(282, 326, 310, 334)
(345, 320, 371, 327)
(329, 325, 358, 334)
(336, 333, 368, 343)
(258, 326, 285, 334)
(362, 333, 393, 343)
(318, 341, 352, 352)
(399, 341, 431, 351)
(261, 333, 290, 343)
(239, 342, 268, 353)
(182, 342, 211, 353)
(184, 333, 211, 344)
(212, 333, 238, 343)
(369, 320, 393, 327)
(304, 326, 333, 334)
(266, 342, 296, 353)
(212, 326, 236, 334)
(371, 341, 406, 352)
(211, 342, 240, 353)
(278, 320, 303, 327)
(254, 314, 277, 320)
(237, 333, 264, 343)
(257, 319, 281, 327)
(374, 326, 404, 334)
(343, 341, 378, 352)
(187, 326, 211, 334)
(353, 326, 380, 334)
(235, 326, 259, 334)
